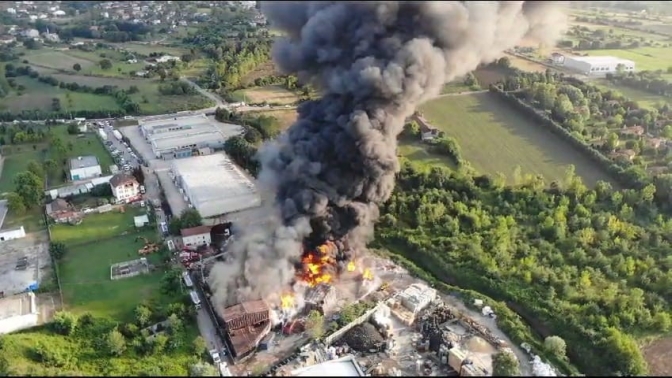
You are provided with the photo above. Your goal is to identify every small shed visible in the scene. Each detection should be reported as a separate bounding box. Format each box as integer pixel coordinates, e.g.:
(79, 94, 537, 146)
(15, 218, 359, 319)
(134, 215, 150, 228)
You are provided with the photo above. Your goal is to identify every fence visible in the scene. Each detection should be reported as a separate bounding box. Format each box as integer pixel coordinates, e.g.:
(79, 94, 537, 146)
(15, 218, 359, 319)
(323, 303, 383, 345)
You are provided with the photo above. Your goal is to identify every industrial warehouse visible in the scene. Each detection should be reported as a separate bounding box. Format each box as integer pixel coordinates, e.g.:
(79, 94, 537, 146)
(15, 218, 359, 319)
(171, 154, 262, 219)
(139, 113, 244, 159)
(553, 54, 636, 76)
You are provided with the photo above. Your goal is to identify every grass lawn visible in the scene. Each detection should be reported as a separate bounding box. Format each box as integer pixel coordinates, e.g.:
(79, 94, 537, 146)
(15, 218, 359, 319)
(50, 207, 148, 247)
(58, 231, 164, 319)
(585, 47, 672, 71)
(244, 108, 297, 131)
(23, 49, 95, 71)
(2, 207, 47, 233)
(0, 150, 45, 194)
(50, 125, 116, 180)
(441, 81, 480, 94)
(592, 79, 664, 109)
(418, 92, 617, 186)
(398, 140, 457, 171)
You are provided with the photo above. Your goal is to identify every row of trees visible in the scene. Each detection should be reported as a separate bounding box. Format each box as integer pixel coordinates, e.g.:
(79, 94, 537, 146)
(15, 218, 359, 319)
(606, 69, 672, 98)
(197, 39, 273, 90)
(375, 161, 667, 375)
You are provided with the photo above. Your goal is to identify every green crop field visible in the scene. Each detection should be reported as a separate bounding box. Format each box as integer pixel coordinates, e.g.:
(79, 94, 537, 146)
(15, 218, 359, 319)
(585, 47, 672, 71)
(58, 231, 163, 319)
(50, 208, 149, 247)
(417, 92, 617, 186)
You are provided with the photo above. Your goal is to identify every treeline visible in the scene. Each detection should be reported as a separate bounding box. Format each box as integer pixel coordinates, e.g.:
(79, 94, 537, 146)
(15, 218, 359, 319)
(158, 81, 196, 96)
(196, 39, 273, 90)
(401, 120, 467, 168)
(215, 107, 282, 176)
(57, 20, 153, 43)
(0, 122, 48, 145)
(376, 161, 670, 376)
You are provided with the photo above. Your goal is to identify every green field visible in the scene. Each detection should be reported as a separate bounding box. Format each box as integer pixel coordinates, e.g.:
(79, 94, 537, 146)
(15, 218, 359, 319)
(593, 79, 665, 109)
(417, 93, 616, 186)
(58, 231, 163, 319)
(50, 126, 116, 181)
(0, 150, 45, 194)
(585, 47, 672, 71)
(398, 140, 457, 171)
(50, 208, 149, 247)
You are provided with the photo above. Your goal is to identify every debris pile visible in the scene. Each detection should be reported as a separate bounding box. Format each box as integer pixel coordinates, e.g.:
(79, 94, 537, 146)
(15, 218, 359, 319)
(342, 323, 386, 352)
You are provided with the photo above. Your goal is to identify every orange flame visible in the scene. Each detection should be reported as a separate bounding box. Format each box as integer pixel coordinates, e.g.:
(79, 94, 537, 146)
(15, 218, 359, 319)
(281, 293, 295, 309)
(362, 268, 374, 281)
(299, 243, 336, 287)
(347, 261, 356, 272)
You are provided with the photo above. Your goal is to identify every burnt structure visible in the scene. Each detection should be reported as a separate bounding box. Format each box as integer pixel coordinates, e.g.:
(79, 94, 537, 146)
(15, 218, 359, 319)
(304, 284, 337, 314)
(211, 222, 233, 250)
(219, 300, 272, 359)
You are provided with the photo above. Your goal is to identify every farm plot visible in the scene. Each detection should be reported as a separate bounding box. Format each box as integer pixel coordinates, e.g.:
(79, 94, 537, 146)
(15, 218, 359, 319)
(417, 92, 617, 186)
(57, 230, 163, 319)
(235, 85, 300, 105)
(23, 50, 95, 71)
(49, 74, 139, 89)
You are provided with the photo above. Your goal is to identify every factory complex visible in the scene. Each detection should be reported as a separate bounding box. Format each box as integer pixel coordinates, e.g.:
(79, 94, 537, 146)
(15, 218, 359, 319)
(139, 113, 244, 159)
(171, 154, 262, 219)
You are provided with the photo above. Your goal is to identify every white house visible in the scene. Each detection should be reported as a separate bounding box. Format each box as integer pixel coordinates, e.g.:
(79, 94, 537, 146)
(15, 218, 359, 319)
(180, 225, 212, 248)
(109, 173, 141, 204)
(69, 156, 102, 181)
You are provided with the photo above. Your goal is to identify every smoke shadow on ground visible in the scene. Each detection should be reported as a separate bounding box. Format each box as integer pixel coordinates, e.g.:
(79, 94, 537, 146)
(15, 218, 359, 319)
(421, 92, 620, 188)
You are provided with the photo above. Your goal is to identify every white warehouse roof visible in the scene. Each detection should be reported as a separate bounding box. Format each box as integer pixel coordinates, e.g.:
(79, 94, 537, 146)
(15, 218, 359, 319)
(152, 130, 226, 152)
(292, 355, 366, 377)
(172, 154, 262, 218)
(566, 55, 635, 66)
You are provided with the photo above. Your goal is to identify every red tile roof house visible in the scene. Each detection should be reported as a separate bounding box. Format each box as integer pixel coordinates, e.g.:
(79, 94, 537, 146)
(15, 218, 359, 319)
(45, 199, 80, 223)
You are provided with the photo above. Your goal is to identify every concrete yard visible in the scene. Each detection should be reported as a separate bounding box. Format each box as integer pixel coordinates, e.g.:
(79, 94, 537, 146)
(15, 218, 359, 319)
(0, 232, 51, 296)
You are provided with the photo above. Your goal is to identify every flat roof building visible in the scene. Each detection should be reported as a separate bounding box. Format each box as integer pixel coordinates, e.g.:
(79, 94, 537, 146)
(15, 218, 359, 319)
(139, 114, 244, 160)
(69, 155, 102, 181)
(171, 154, 262, 219)
(291, 355, 367, 377)
(563, 55, 635, 76)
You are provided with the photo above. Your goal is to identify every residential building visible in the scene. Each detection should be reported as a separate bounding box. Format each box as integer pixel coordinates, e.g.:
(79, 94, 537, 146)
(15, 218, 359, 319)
(181, 225, 212, 248)
(109, 173, 141, 204)
(45, 199, 79, 223)
(69, 156, 102, 181)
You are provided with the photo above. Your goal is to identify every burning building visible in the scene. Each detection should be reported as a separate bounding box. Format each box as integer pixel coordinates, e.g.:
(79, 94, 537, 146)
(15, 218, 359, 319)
(304, 284, 337, 314)
(219, 300, 272, 359)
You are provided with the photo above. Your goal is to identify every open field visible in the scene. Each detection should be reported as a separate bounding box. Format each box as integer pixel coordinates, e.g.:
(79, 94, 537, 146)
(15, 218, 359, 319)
(129, 80, 215, 114)
(50, 208, 148, 247)
(592, 79, 664, 109)
(584, 47, 672, 71)
(246, 109, 297, 130)
(0, 150, 45, 194)
(234, 85, 299, 105)
(398, 140, 457, 171)
(50, 125, 116, 181)
(110, 42, 188, 57)
(23, 50, 95, 72)
(418, 93, 617, 186)
(505, 54, 549, 72)
(50, 73, 139, 89)
(58, 230, 163, 319)
(1, 76, 121, 113)
(241, 61, 278, 86)
(643, 337, 672, 376)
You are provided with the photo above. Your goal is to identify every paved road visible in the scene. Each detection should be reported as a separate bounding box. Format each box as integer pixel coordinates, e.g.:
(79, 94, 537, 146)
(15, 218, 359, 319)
(180, 77, 225, 107)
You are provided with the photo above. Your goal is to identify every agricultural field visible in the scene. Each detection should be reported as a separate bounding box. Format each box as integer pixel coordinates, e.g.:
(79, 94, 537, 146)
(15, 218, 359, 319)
(246, 109, 297, 131)
(417, 92, 616, 186)
(58, 230, 162, 319)
(505, 54, 549, 73)
(50, 207, 149, 247)
(584, 47, 672, 71)
(109, 42, 189, 57)
(233, 85, 300, 105)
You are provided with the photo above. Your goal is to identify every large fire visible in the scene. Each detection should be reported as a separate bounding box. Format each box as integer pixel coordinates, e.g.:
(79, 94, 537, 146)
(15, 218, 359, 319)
(347, 261, 356, 272)
(362, 268, 374, 281)
(280, 293, 295, 309)
(299, 243, 336, 287)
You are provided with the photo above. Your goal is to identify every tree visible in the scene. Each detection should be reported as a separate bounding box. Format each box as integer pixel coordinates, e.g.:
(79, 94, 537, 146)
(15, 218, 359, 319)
(73, 63, 81, 72)
(0, 355, 9, 376)
(544, 335, 567, 358)
(14, 171, 44, 207)
(492, 351, 520, 376)
(134, 305, 152, 327)
(51, 136, 67, 159)
(305, 310, 325, 340)
(43, 159, 59, 178)
(99, 59, 113, 70)
(51, 311, 78, 335)
(26, 160, 44, 179)
(49, 242, 67, 260)
(180, 208, 203, 228)
(5, 192, 25, 215)
(606, 132, 620, 151)
(167, 313, 183, 334)
(105, 328, 126, 356)
(192, 336, 207, 357)
(189, 362, 219, 377)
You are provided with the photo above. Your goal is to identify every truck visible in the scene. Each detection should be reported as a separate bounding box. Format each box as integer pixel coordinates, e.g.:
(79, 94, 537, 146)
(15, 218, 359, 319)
(189, 290, 202, 309)
(209, 349, 221, 364)
(182, 271, 194, 288)
(113, 129, 123, 140)
(97, 128, 107, 141)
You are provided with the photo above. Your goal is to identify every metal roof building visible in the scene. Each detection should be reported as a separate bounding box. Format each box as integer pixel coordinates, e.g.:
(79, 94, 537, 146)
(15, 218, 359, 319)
(291, 355, 367, 377)
(171, 154, 262, 218)
(563, 55, 635, 76)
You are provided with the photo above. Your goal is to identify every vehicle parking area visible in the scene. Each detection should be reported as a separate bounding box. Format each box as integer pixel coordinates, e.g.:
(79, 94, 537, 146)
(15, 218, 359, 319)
(92, 119, 142, 174)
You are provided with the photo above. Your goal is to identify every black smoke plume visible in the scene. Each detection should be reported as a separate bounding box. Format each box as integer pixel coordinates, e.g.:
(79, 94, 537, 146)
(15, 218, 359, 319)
(208, 1, 567, 307)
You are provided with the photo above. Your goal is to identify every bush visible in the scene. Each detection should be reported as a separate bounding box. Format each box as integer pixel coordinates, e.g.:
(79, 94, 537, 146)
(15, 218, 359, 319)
(51, 311, 78, 335)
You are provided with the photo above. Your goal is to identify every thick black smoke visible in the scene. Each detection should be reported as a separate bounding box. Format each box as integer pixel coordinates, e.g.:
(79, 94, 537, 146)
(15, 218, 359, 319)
(208, 1, 567, 307)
